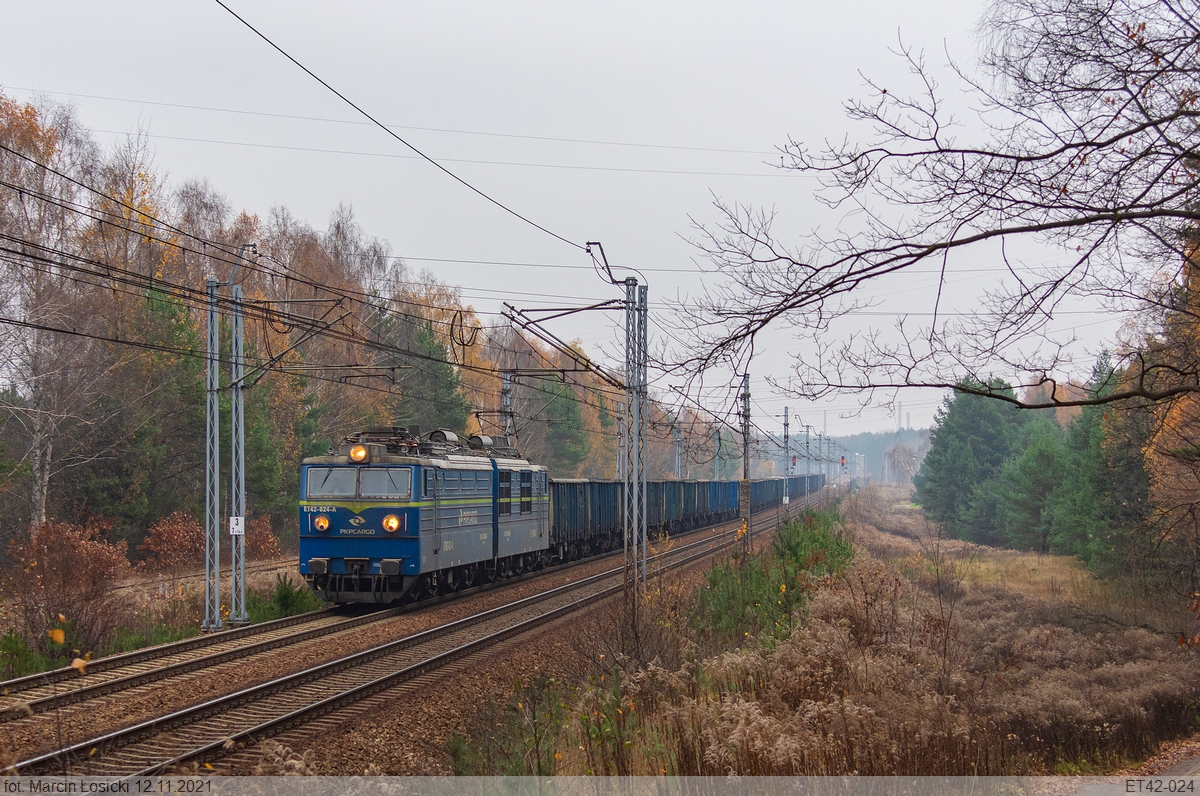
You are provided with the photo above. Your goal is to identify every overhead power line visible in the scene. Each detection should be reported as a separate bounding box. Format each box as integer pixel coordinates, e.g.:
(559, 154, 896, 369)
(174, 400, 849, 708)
(8, 86, 775, 156)
(90, 129, 788, 180)
(212, 0, 587, 253)
(0, 143, 678, 432)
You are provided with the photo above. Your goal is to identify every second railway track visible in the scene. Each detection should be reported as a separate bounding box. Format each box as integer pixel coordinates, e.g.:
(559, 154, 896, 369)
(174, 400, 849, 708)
(1, 505, 760, 726)
(12, 483, 848, 777)
(2, 505, 737, 720)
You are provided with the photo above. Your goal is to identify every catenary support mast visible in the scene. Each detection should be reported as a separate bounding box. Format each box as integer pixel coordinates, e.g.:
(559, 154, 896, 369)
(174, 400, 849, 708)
(229, 282, 248, 626)
(203, 279, 221, 632)
(203, 243, 255, 633)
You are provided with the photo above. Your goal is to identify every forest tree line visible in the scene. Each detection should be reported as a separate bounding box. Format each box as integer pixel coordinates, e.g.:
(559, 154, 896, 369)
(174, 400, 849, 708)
(0, 92, 746, 559)
(916, 304, 1200, 592)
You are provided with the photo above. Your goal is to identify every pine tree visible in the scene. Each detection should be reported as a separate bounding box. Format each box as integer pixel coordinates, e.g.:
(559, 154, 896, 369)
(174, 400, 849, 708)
(376, 315, 470, 434)
(915, 379, 1028, 543)
(996, 416, 1066, 553)
(544, 383, 590, 476)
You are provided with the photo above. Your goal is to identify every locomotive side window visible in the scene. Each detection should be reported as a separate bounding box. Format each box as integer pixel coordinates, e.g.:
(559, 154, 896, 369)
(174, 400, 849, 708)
(498, 471, 512, 514)
(307, 467, 356, 498)
(359, 468, 412, 499)
(520, 471, 533, 514)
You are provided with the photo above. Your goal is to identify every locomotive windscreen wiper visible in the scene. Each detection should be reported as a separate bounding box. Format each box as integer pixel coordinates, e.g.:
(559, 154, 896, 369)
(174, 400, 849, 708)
(308, 467, 357, 497)
(360, 467, 412, 499)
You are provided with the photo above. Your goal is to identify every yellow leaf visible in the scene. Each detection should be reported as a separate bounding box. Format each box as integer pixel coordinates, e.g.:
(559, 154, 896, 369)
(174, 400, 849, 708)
(204, 764, 213, 770)
(70, 658, 88, 674)
(48, 628, 65, 645)
(57, 613, 66, 623)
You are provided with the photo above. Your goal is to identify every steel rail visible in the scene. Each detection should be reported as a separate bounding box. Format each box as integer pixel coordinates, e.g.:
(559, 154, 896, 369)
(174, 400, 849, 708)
(14, 482, 850, 775)
(2, 483, 822, 706)
(1, 503, 750, 713)
(144, 499, 831, 776)
(3, 606, 407, 719)
(0, 607, 343, 696)
(16, 500, 801, 777)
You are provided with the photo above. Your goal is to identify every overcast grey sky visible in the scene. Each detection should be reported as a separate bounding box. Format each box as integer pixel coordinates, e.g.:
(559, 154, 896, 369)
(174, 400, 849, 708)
(3, 0, 1112, 441)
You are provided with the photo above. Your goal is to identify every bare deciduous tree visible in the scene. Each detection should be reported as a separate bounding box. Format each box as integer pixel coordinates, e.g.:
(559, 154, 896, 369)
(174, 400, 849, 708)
(672, 0, 1200, 410)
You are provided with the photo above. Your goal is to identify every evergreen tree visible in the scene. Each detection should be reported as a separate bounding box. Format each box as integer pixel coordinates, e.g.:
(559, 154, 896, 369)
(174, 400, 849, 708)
(1094, 399, 1154, 574)
(59, 290, 206, 544)
(915, 379, 1027, 543)
(544, 382, 590, 476)
(1045, 402, 1108, 559)
(996, 416, 1066, 553)
(244, 380, 283, 516)
(1037, 354, 1152, 572)
(376, 315, 470, 434)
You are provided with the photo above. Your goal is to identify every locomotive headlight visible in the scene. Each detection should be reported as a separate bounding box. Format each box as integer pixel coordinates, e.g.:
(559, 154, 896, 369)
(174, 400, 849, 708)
(382, 514, 401, 533)
(349, 444, 368, 462)
(314, 515, 330, 532)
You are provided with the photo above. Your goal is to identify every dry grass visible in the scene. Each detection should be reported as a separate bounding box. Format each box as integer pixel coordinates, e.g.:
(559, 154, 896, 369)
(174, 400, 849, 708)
(854, 485, 1195, 635)
(534, 485, 1200, 776)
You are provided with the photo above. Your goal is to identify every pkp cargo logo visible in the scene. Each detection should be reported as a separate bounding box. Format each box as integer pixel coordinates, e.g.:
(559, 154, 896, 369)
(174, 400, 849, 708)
(349, 516, 366, 526)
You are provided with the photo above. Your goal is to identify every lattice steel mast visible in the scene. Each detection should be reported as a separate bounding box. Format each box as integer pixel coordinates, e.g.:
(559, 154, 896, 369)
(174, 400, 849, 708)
(203, 243, 255, 632)
(621, 277, 649, 617)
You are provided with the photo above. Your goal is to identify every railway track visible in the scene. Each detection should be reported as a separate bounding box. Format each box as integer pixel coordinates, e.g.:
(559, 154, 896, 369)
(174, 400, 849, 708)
(0, 606, 391, 714)
(1, 513, 749, 722)
(2, 484, 844, 719)
(13, 483, 850, 776)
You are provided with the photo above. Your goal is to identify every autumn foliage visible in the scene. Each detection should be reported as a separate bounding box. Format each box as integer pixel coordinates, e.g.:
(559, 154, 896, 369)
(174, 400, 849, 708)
(0, 87, 726, 577)
(245, 514, 281, 560)
(3, 520, 135, 654)
(139, 511, 205, 573)
(17, 520, 134, 592)
(464, 488, 1200, 776)
(139, 512, 281, 573)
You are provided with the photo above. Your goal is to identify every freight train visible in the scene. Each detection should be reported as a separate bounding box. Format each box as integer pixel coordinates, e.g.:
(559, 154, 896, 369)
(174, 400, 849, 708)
(298, 427, 827, 604)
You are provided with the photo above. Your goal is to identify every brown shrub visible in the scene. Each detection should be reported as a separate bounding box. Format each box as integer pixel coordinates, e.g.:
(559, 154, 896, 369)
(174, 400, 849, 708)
(141, 512, 282, 570)
(139, 511, 204, 573)
(252, 740, 312, 775)
(475, 486, 1200, 776)
(3, 519, 135, 655)
(245, 514, 281, 560)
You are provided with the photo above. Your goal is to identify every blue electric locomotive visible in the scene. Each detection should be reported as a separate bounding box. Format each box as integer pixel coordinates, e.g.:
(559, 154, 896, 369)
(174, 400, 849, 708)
(299, 427, 549, 603)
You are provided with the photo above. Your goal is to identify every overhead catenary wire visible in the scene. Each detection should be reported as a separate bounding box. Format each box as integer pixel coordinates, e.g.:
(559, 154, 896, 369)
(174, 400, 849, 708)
(2, 170, 1082, 321)
(8, 86, 776, 157)
(211, 0, 586, 254)
(0, 226, 652, 436)
(0, 155, 655, 338)
(89, 128, 791, 180)
(0, 143, 715, 446)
